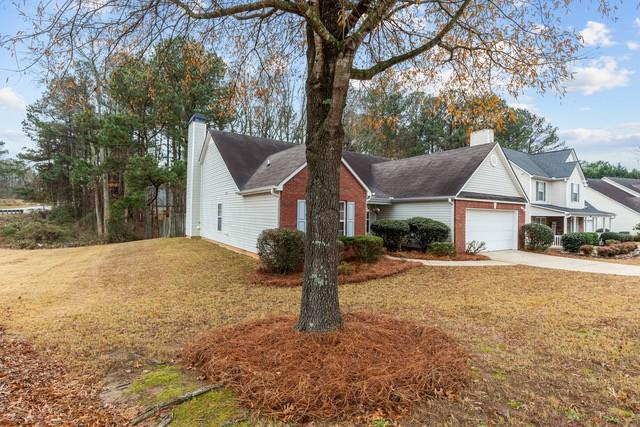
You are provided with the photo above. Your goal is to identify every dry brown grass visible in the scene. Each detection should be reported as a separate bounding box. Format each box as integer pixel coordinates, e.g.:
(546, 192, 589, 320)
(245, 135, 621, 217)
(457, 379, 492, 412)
(252, 257, 420, 287)
(1, 238, 640, 425)
(184, 312, 468, 423)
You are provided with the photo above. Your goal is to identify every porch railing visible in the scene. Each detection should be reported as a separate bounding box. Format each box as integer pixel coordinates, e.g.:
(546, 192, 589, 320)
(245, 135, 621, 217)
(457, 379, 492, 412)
(553, 235, 563, 247)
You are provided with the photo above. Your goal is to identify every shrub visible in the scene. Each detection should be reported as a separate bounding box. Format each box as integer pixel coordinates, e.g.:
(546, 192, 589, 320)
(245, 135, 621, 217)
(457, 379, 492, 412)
(605, 239, 620, 246)
(465, 240, 486, 255)
(561, 232, 599, 252)
(351, 235, 384, 263)
(406, 217, 450, 252)
(257, 228, 305, 274)
(596, 228, 610, 233)
(338, 261, 354, 275)
(370, 219, 409, 252)
(596, 246, 615, 257)
(579, 245, 594, 256)
(47, 205, 74, 225)
(521, 223, 554, 251)
(429, 242, 456, 257)
(15, 221, 68, 243)
(600, 232, 634, 243)
(0, 222, 21, 238)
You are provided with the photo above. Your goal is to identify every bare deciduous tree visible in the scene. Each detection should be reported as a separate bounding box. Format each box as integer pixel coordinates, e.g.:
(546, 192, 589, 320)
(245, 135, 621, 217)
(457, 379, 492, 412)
(3, 0, 610, 332)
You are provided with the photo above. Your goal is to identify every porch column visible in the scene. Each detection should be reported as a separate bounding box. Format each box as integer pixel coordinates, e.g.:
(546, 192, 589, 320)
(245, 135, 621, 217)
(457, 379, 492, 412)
(563, 216, 567, 235)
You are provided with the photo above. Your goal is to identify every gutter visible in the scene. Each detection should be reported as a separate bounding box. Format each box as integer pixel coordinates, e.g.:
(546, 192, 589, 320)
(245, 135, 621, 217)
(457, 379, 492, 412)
(237, 185, 277, 196)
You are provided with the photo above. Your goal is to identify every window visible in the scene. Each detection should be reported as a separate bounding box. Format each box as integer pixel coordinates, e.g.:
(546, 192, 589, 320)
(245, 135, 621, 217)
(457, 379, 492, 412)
(297, 200, 306, 232)
(217, 203, 222, 231)
(338, 201, 346, 236)
(571, 183, 580, 202)
(535, 181, 546, 202)
(366, 209, 370, 234)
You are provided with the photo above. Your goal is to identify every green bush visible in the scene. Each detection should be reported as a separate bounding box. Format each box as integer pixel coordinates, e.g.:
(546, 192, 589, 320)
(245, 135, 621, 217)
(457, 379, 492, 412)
(601, 232, 634, 243)
(338, 261, 354, 275)
(0, 222, 21, 238)
(257, 228, 305, 274)
(370, 219, 409, 252)
(561, 232, 599, 252)
(47, 205, 74, 224)
(406, 217, 450, 252)
(521, 223, 554, 251)
(15, 221, 69, 243)
(429, 242, 456, 257)
(351, 235, 384, 263)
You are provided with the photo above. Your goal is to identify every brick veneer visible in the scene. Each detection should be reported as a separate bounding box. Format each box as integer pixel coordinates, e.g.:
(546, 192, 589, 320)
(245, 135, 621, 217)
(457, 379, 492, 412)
(454, 200, 526, 253)
(279, 165, 367, 235)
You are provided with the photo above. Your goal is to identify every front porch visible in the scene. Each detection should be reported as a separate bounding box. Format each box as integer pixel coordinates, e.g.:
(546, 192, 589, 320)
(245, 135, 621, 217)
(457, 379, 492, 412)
(530, 204, 615, 248)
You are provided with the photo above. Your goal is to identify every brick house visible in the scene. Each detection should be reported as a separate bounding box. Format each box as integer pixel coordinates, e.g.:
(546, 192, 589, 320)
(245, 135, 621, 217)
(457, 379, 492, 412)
(186, 116, 530, 253)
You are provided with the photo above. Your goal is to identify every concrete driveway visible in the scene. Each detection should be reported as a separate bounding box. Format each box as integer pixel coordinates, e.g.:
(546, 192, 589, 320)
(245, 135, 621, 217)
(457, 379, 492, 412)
(487, 250, 640, 276)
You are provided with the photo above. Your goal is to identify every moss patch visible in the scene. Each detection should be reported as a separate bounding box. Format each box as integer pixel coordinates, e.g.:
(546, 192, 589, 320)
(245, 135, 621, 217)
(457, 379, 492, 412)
(128, 365, 249, 426)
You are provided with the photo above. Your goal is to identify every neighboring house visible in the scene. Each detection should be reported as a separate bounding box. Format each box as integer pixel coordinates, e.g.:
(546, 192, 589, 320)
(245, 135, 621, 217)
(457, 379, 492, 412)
(186, 116, 529, 253)
(586, 177, 640, 234)
(503, 147, 615, 245)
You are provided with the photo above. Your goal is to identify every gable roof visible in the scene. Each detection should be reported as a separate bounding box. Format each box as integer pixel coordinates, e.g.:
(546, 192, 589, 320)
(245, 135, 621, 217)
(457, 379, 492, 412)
(209, 130, 292, 189)
(605, 177, 640, 195)
(367, 143, 497, 199)
(588, 178, 640, 214)
(242, 144, 306, 190)
(503, 148, 578, 179)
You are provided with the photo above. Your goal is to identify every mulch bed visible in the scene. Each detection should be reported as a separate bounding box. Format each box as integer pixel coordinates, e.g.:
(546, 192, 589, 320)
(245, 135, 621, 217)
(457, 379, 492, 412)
(392, 250, 490, 261)
(183, 312, 469, 423)
(0, 327, 125, 426)
(251, 257, 421, 287)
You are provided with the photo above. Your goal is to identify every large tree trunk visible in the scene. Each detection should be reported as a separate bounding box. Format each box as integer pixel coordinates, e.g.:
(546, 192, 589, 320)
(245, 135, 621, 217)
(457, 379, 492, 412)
(296, 23, 354, 333)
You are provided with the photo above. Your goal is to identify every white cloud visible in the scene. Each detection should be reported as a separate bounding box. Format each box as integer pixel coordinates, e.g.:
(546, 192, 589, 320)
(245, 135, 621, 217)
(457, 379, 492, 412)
(0, 87, 26, 112)
(560, 123, 640, 168)
(627, 41, 640, 51)
(565, 57, 632, 95)
(579, 21, 615, 47)
(634, 18, 640, 29)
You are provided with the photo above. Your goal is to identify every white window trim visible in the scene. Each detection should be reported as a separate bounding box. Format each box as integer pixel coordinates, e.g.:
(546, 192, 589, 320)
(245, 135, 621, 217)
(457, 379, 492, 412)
(217, 202, 222, 231)
(571, 183, 580, 202)
(338, 201, 346, 236)
(535, 181, 546, 202)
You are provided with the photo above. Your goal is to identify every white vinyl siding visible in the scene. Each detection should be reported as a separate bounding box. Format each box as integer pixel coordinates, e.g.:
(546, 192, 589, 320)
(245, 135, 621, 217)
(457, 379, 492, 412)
(377, 201, 453, 239)
(566, 168, 585, 209)
(297, 200, 306, 232)
(199, 139, 279, 253)
(586, 186, 639, 234)
(462, 146, 523, 198)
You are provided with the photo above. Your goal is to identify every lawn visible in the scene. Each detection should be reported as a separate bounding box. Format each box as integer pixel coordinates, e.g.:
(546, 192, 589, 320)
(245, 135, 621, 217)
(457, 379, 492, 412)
(1, 238, 639, 425)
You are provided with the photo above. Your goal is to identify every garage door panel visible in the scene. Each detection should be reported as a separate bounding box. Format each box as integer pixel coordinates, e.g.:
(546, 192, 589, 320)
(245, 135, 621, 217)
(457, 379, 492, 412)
(466, 209, 516, 251)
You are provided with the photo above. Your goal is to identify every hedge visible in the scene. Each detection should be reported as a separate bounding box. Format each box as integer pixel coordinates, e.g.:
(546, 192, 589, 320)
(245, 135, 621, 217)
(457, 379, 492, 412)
(600, 231, 634, 243)
(429, 242, 456, 257)
(257, 228, 305, 274)
(521, 223, 554, 251)
(406, 217, 450, 252)
(370, 219, 409, 252)
(351, 235, 384, 263)
(561, 232, 599, 252)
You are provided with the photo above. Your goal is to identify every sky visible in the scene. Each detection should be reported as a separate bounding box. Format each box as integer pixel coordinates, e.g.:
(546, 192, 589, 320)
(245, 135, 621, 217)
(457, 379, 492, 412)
(0, 2, 639, 168)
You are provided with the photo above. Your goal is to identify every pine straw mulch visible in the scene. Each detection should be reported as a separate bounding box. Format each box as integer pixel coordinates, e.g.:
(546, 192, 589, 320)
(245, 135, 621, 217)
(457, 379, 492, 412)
(392, 250, 490, 261)
(183, 312, 469, 423)
(251, 257, 421, 287)
(0, 327, 126, 426)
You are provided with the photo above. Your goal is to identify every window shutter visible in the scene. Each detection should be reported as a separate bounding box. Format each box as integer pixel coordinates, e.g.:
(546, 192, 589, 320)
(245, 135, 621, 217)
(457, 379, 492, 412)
(346, 202, 355, 237)
(297, 200, 306, 232)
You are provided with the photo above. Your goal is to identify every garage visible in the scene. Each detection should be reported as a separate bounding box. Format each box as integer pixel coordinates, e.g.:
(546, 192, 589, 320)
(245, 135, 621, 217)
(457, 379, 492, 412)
(465, 209, 518, 251)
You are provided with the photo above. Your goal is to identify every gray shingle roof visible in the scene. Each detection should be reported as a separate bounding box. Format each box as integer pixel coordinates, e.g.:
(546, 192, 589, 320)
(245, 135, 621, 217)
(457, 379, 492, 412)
(368, 144, 496, 199)
(242, 144, 306, 190)
(503, 148, 577, 178)
(531, 201, 615, 216)
(605, 177, 640, 195)
(588, 179, 640, 214)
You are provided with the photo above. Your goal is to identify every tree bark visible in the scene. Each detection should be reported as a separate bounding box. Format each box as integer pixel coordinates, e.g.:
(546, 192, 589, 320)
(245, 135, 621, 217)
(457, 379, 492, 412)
(296, 21, 355, 333)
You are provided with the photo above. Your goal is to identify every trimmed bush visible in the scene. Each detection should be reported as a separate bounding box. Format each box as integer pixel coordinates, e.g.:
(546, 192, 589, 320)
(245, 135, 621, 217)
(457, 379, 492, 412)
(370, 219, 410, 252)
(521, 223, 554, 251)
(579, 245, 594, 256)
(600, 231, 634, 243)
(406, 217, 450, 252)
(15, 221, 68, 243)
(429, 242, 456, 257)
(351, 235, 384, 263)
(596, 246, 615, 257)
(605, 239, 620, 246)
(257, 228, 305, 274)
(561, 232, 599, 252)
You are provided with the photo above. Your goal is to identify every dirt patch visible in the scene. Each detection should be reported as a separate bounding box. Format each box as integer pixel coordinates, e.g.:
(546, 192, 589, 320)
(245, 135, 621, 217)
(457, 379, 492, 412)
(183, 312, 469, 423)
(392, 250, 490, 261)
(251, 257, 421, 287)
(0, 327, 126, 426)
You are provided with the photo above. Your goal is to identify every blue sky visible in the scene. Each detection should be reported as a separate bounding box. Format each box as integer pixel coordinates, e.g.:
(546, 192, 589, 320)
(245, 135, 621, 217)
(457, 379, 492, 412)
(0, 2, 639, 168)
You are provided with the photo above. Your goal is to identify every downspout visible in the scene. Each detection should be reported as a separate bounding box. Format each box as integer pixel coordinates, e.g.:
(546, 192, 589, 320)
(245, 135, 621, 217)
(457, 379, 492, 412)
(448, 198, 455, 244)
(271, 188, 281, 228)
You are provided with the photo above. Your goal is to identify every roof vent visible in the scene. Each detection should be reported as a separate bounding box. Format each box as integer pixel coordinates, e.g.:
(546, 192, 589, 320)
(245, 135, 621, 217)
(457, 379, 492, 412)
(470, 129, 495, 146)
(266, 159, 271, 167)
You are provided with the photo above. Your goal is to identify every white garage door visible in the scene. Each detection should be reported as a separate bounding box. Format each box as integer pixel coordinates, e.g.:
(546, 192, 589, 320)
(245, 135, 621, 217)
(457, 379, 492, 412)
(466, 209, 517, 251)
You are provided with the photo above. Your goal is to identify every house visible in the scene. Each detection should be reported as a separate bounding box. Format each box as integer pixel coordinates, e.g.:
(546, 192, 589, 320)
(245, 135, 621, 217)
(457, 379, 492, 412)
(585, 177, 640, 234)
(186, 116, 529, 253)
(503, 147, 615, 245)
